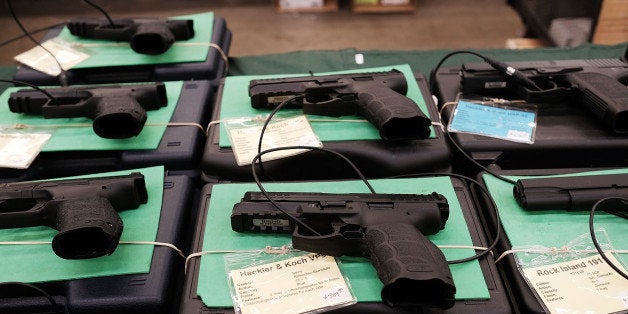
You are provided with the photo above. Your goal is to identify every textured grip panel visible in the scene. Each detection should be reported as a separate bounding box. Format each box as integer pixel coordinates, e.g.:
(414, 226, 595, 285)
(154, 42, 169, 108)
(358, 87, 431, 141)
(91, 96, 147, 139)
(52, 197, 124, 259)
(366, 223, 455, 309)
(567, 72, 628, 133)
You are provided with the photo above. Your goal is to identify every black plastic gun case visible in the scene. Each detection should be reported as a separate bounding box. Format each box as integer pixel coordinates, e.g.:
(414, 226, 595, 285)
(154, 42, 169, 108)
(200, 71, 452, 182)
(179, 176, 513, 313)
(472, 167, 628, 313)
(0, 167, 199, 314)
(0, 80, 214, 182)
(13, 13, 231, 87)
(432, 57, 628, 171)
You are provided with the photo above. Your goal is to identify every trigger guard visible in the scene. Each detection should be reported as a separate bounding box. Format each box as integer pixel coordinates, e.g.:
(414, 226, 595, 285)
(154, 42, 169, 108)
(516, 84, 572, 104)
(292, 223, 367, 257)
(302, 97, 356, 117)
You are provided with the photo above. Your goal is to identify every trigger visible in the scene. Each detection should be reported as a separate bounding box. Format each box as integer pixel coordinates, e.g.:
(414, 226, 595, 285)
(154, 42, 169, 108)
(302, 96, 356, 117)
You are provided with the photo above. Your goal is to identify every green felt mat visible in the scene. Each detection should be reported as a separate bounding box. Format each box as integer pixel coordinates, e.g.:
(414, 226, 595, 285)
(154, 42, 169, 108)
(57, 11, 214, 68)
(0, 81, 182, 151)
(482, 169, 627, 267)
(0, 165, 164, 283)
(197, 176, 489, 307)
(218, 64, 435, 147)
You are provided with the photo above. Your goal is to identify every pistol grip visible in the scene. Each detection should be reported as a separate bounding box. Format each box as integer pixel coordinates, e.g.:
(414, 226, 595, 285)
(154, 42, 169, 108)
(52, 197, 124, 259)
(91, 96, 147, 139)
(357, 86, 431, 141)
(366, 223, 455, 309)
(566, 72, 628, 133)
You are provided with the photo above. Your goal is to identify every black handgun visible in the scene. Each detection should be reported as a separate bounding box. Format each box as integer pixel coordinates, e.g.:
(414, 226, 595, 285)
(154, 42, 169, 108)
(67, 17, 194, 55)
(231, 191, 455, 309)
(513, 173, 628, 217)
(0, 172, 148, 259)
(8, 83, 167, 139)
(459, 58, 628, 133)
(248, 70, 432, 141)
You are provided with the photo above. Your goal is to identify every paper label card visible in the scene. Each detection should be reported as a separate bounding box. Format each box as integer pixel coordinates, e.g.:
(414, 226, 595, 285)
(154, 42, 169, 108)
(226, 115, 322, 166)
(448, 100, 537, 144)
(0, 131, 51, 169)
(14, 38, 90, 76)
(522, 253, 628, 313)
(228, 253, 355, 314)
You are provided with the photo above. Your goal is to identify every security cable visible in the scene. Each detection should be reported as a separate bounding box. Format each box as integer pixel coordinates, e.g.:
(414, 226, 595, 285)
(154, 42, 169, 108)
(0, 282, 61, 314)
(589, 197, 628, 280)
(250, 145, 377, 238)
(428, 50, 540, 95)
(392, 172, 501, 264)
(0, 78, 59, 103)
(255, 94, 306, 181)
(251, 92, 495, 264)
(428, 50, 535, 185)
(0, 22, 66, 49)
(429, 50, 628, 278)
(81, 0, 115, 28)
(444, 126, 517, 185)
(251, 93, 376, 238)
(6, 0, 68, 86)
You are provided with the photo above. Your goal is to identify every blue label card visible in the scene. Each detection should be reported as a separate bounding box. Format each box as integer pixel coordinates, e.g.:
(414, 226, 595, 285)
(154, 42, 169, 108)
(448, 100, 537, 144)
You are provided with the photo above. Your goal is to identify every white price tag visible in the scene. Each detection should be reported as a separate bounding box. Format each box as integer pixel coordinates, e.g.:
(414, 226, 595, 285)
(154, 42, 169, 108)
(522, 253, 628, 313)
(227, 115, 322, 166)
(0, 132, 51, 169)
(229, 253, 355, 314)
(14, 38, 90, 76)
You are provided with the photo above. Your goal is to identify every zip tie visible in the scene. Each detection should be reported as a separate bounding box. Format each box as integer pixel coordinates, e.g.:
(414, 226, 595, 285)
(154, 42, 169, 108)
(439, 101, 457, 116)
(0, 241, 52, 245)
(6, 122, 206, 133)
(185, 249, 260, 274)
(119, 241, 186, 259)
(10, 123, 92, 129)
(495, 248, 628, 263)
(0, 240, 185, 259)
(57, 40, 229, 76)
(431, 121, 445, 132)
(144, 122, 206, 134)
(205, 119, 223, 136)
(184, 245, 296, 274)
(208, 43, 229, 77)
(184, 245, 490, 274)
(263, 245, 292, 254)
(438, 245, 491, 253)
(308, 118, 368, 123)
